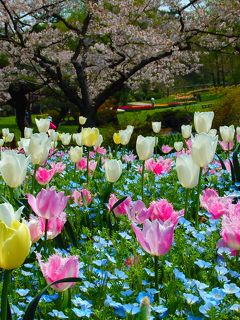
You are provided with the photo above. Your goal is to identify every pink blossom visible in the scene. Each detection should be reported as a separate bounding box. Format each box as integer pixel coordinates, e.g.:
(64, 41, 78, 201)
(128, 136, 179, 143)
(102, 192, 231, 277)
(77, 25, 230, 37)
(145, 157, 172, 176)
(185, 138, 192, 150)
(89, 151, 96, 159)
(40, 211, 66, 240)
(76, 157, 87, 170)
(148, 199, 184, 226)
(72, 189, 92, 206)
(219, 140, 234, 151)
(94, 146, 107, 155)
(221, 203, 240, 251)
(108, 194, 132, 216)
(131, 219, 175, 256)
(27, 187, 69, 219)
(200, 188, 230, 219)
(51, 162, 66, 173)
(161, 145, 173, 154)
(35, 167, 55, 185)
(237, 134, 240, 143)
(122, 153, 137, 163)
(126, 200, 150, 224)
(27, 215, 43, 243)
(89, 160, 97, 174)
(37, 253, 79, 292)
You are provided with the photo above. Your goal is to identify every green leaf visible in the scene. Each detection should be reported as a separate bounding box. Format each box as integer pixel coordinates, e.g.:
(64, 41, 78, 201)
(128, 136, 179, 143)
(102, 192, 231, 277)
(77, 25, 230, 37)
(64, 220, 77, 247)
(232, 144, 240, 182)
(216, 153, 226, 171)
(23, 277, 81, 320)
(111, 196, 128, 213)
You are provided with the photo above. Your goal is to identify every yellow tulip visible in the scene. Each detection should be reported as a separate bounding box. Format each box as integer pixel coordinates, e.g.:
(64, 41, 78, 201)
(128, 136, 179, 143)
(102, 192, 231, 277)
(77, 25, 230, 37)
(0, 220, 31, 270)
(113, 133, 121, 144)
(82, 128, 99, 147)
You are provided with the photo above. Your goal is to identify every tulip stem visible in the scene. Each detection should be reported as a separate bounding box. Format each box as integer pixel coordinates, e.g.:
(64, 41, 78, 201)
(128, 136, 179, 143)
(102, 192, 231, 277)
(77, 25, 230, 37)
(1, 269, 11, 320)
(32, 165, 37, 194)
(141, 160, 145, 202)
(195, 167, 203, 229)
(74, 163, 76, 180)
(236, 251, 239, 265)
(44, 218, 48, 252)
(185, 188, 190, 220)
(86, 147, 89, 186)
(154, 256, 159, 302)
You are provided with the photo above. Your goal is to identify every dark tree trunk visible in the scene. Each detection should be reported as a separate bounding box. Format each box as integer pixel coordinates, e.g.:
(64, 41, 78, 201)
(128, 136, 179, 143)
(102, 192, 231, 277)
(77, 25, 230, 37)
(8, 81, 42, 136)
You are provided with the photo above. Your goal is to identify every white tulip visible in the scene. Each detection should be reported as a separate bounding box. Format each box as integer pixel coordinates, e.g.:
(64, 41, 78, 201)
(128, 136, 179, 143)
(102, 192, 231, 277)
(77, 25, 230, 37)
(208, 129, 217, 137)
(2, 128, 9, 137)
(136, 135, 155, 160)
(219, 125, 235, 143)
(236, 127, 240, 136)
(0, 139, 4, 147)
(60, 133, 71, 146)
(4, 133, 14, 143)
(194, 111, 214, 133)
(0, 203, 24, 226)
(74, 133, 82, 146)
(119, 129, 132, 145)
(0, 150, 29, 188)
(18, 138, 30, 154)
(95, 134, 103, 147)
(181, 125, 192, 139)
(105, 159, 122, 182)
(28, 133, 51, 165)
(79, 116, 87, 125)
(174, 141, 183, 152)
(176, 154, 200, 189)
(24, 127, 33, 139)
(48, 129, 58, 141)
(152, 122, 161, 134)
(126, 125, 134, 134)
(191, 133, 218, 167)
(35, 118, 50, 133)
(69, 146, 83, 163)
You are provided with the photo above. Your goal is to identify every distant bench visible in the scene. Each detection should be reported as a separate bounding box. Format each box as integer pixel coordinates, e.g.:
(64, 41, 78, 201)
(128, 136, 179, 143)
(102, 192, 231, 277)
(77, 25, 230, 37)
(201, 103, 213, 109)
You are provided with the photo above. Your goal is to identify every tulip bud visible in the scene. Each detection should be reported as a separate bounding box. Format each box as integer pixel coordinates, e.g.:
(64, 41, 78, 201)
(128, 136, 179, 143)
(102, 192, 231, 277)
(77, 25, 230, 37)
(136, 135, 155, 160)
(113, 133, 121, 144)
(119, 129, 132, 145)
(219, 125, 235, 143)
(126, 125, 134, 134)
(181, 125, 192, 139)
(4, 133, 14, 143)
(0, 150, 29, 188)
(191, 133, 218, 167)
(2, 128, 9, 137)
(24, 127, 33, 139)
(174, 141, 183, 152)
(194, 112, 214, 133)
(69, 146, 83, 163)
(18, 138, 30, 154)
(176, 154, 200, 188)
(95, 134, 103, 147)
(152, 122, 161, 133)
(82, 128, 99, 147)
(28, 133, 51, 165)
(35, 118, 50, 133)
(0, 219, 31, 269)
(48, 129, 58, 142)
(74, 133, 82, 146)
(79, 116, 87, 125)
(0, 139, 4, 147)
(105, 159, 122, 182)
(60, 133, 71, 146)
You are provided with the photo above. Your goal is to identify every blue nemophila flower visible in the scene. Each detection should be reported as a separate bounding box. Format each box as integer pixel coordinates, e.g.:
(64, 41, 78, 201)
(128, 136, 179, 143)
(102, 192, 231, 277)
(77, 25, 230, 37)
(217, 275, 230, 283)
(199, 301, 219, 317)
(229, 270, 240, 278)
(195, 259, 211, 269)
(119, 231, 132, 240)
(152, 305, 168, 315)
(105, 253, 116, 263)
(11, 305, 24, 317)
(121, 289, 134, 297)
(40, 293, 58, 302)
(114, 306, 126, 318)
(223, 283, 240, 294)
(72, 307, 92, 318)
(230, 304, 240, 311)
(104, 295, 122, 308)
(193, 280, 209, 290)
(115, 268, 128, 279)
(48, 310, 68, 319)
(215, 265, 228, 276)
(93, 259, 108, 266)
(72, 297, 92, 308)
(183, 293, 199, 304)
(21, 270, 33, 276)
(209, 288, 226, 301)
(187, 314, 203, 320)
(123, 303, 140, 315)
(16, 289, 30, 297)
(144, 268, 155, 277)
(136, 291, 154, 304)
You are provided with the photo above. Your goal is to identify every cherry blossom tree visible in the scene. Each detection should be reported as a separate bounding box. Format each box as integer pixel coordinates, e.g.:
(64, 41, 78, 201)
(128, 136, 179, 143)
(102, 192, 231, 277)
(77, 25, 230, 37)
(0, 0, 240, 128)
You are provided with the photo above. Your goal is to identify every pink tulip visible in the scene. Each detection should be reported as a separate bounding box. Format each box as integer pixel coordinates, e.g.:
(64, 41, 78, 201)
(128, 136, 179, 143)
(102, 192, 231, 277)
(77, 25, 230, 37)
(219, 140, 234, 151)
(72, 189, 92, 206)
(126, 200, 150, 224)
(131, 219, 175, 256)
(221, 203, 240, 251)
(200, 188, 230, 219)
(148, 199, 184, 226)
(89, 160, 97, 174)
(37, 253, 79, 292)
(145, 158, 172, 176)
(161, 145, 173, 154)
(27, 187, 69, 219)
(50, 162, 66, 173)
(28, 215, 43, 243)
(108, 194, 132, 216)
(40, 212, 66, 240)
(185, 138, 192, 150)
(35, 167, 55, 185)
(76, 157, 87, 170)
(122, 153, 137, 163)
(94, 146, 107, 155)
